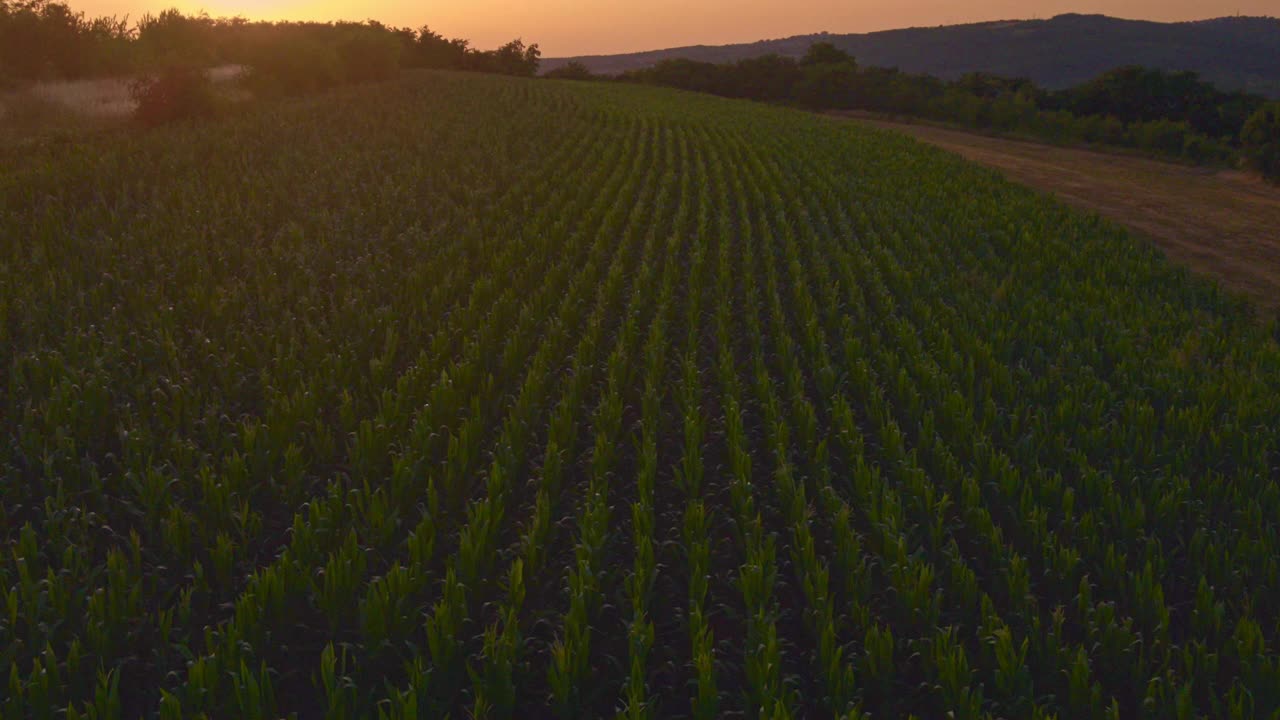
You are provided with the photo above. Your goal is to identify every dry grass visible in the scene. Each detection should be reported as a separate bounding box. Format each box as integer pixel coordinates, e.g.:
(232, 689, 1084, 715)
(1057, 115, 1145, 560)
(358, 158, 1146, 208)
(0, 88, 110, 146)
(0, 65, 249, 143)
(846, 116, 1280, 316)
(27, 76, 137, 118)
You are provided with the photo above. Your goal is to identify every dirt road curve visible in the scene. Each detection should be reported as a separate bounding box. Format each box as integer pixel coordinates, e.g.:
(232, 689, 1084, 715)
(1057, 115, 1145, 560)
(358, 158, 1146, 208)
(845, 115, 1280, 315)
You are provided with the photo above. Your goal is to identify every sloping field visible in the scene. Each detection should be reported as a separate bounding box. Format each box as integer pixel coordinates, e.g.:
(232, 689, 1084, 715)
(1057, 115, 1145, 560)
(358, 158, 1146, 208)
(3, 72, 1280, 719)
(843, 115, 1280, 316)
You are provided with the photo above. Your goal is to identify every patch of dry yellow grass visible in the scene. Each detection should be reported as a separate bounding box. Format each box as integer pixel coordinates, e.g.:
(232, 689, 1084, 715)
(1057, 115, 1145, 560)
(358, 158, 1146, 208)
(0, 65, 248, 131)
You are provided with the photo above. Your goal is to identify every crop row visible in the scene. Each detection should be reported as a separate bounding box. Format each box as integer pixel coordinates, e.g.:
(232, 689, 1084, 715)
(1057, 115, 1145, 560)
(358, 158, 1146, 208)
(3, 72, 1279, 718)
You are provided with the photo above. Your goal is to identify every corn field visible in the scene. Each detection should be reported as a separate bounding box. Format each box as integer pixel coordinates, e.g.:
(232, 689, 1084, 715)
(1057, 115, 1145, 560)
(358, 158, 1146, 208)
(3, 71, 1280, 719)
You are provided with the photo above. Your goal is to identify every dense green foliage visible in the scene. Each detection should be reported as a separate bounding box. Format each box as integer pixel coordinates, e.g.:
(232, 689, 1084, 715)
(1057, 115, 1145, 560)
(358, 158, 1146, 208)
(1243, 103, 1280, 181)
(619, 44, 1270, 167)
(1055, 65, 1260, 139)
(4, 72, 1280, 719)
(0, 0, 132, 83)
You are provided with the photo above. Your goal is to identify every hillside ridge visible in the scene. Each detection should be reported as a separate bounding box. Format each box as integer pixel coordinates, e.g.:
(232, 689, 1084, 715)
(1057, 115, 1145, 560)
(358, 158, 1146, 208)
(544, 14, 1280, 96)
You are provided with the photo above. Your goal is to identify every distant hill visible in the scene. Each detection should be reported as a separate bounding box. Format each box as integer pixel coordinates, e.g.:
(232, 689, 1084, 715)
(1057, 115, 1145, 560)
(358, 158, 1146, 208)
(544, 14, 1280, 97)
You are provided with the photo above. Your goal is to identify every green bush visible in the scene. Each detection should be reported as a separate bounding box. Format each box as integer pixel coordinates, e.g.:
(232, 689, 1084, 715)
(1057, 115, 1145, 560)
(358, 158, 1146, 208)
(130, 66, 217, 126)
(1031, 110, 1079, 142)
(1242, 103, 1280, 182)
(1129, 118, 1190, 156)
(1180, 133, 1233, 164)
(1074, 114, 1127, 145)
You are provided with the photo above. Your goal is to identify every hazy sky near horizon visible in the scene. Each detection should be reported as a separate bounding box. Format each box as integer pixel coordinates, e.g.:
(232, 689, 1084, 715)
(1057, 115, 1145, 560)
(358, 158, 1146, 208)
(75, 0, 1280, 55)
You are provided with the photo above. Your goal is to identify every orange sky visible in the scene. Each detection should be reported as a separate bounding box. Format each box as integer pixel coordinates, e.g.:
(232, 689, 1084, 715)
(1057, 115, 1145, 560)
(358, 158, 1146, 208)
(74, 0, 1280, 55)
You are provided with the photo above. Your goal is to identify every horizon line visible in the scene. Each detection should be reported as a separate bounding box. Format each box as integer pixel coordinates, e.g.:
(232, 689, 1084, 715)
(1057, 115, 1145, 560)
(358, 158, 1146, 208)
(542, 12, 1278, 59)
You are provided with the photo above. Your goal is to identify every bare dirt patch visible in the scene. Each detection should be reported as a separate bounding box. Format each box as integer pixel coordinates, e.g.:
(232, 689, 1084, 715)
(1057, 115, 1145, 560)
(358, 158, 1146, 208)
(841, 115, 1280, 315)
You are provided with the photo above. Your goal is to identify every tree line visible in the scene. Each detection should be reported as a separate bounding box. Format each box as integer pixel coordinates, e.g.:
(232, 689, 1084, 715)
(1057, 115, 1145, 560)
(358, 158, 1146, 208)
(567, 44, 1280, 181)
(0, 0, 541, 89)
(5, 0, 1276, 180)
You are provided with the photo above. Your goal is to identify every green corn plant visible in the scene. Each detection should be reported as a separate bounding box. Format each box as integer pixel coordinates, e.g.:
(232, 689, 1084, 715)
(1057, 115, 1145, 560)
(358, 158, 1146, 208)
(360, 563, 419, 652)
(424, 569, 467, 695)
(317, 533, 368, 631)
(548, 618, 589, 717)
(470, 613, 518, 718)
(80, 669, 121, 720)
(987, 626, 1031, 707)
(691, 618, 719, 720)
(469, 561, 525, 719)
(318, 644, 358, 720)
(621, 617, 655, 720)
(864, 624, 895, 694)
(377, 683, 420, 720)
(158, 690, 184, 720)
(232, 660, 278, 720)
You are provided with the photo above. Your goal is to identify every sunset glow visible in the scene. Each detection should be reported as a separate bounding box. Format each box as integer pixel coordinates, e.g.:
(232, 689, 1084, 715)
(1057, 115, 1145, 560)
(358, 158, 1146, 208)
(54, 0, 1280, 59)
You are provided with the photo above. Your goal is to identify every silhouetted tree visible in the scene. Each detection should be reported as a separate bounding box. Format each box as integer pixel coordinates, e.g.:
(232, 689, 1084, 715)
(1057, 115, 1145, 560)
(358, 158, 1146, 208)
(488, 38, 540, 77)
(1, 0, 131, 82)
(800, 42, 854, 67)
(408, 25, 469, 69)
(730, 54, 800, 101)
(135, 9, 215, 67)
(795, 60, 857, 108)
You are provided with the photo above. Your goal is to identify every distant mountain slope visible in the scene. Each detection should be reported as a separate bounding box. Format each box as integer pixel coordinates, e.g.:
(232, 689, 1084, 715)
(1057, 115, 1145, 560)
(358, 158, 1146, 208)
(545, 14, 1280, 97)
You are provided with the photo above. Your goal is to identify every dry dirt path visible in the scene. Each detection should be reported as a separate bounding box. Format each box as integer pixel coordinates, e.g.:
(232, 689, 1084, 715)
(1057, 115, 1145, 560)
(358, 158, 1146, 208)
(843, 115, 1280, 316)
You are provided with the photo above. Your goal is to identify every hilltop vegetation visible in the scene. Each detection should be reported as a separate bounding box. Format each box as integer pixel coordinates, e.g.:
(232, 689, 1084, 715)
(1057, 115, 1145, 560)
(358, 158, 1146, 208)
(4, 71, 1280, 719)
(545, 14, 1280, 98)
(0, 0, 541, 89)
